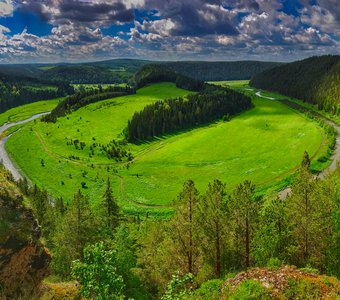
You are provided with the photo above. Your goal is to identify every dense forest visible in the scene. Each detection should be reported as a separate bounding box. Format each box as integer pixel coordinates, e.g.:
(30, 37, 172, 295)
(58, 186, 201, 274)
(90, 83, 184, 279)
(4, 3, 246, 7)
(126, 85, 252, 142)
(133, 64, 205, 91)
(164, 60, 282, 81)
(250, 55, 340, 115)
(43, 85, 135, 122)
(0, 59, 282, 86)
(7, 153, 339, 299)
(0, 73, 73, 113)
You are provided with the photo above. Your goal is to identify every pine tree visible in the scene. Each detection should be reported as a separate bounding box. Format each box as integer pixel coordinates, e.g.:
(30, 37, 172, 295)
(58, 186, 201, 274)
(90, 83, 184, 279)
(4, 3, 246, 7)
(169, 180, 201, 274)
(230, 180, 262, 268)
(198, 179, 228, 277)
(102, 177, 120, 230)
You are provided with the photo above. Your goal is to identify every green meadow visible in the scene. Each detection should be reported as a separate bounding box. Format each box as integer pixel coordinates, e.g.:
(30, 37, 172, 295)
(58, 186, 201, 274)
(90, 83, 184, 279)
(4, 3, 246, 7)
(0, 98, 61, 126)
(5, 82, 327, 216)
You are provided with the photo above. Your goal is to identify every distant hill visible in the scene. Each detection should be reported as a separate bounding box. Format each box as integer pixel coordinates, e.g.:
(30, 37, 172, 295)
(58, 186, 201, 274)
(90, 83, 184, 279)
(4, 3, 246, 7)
(134, 64, 204, 90)
(250, 55, 340, 115)
(0, 59, 282, 85)
(163, 60, 282, 81)
(0, 72, 72, 113)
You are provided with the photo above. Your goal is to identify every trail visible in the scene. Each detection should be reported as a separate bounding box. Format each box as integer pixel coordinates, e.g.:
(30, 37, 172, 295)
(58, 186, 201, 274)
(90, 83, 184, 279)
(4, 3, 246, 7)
(255, 91, 340, 198)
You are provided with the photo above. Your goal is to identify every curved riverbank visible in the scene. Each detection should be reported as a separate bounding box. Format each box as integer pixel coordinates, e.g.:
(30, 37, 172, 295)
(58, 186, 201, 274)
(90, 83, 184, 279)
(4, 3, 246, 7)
(0, 112, 50, 181)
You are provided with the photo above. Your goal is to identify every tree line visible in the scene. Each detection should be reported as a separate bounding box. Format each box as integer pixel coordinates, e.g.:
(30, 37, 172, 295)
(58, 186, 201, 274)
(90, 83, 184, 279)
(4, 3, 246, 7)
(42, 85, 135, 122)
(0, 73, 73, 113)
(15, 151, 339, 299)
(250, 55, 340, 116)
(133, 64, 205, 91)
(126, 85, 252, 142)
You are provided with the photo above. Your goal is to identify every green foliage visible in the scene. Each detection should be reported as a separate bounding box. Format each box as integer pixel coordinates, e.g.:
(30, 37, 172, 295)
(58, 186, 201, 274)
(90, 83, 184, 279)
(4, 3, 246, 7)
(190, 279, 223, 300)
(0, 72, 72, 113)
(161, 272, 194, 300)
(126, 84, 251, 142)
(266, 258, 282, 269)
(164, 61, 282, 81)
(72, 242, 125, 300)
(226, 279, 272, 300)
(284, 278, 322, 299)
(250, 55, 340, 115)
(134, 64, 204, 91)
(43, 85, 135, 122)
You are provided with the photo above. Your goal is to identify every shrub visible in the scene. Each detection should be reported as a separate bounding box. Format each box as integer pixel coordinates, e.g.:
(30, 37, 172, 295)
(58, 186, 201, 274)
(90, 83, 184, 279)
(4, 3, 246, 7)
(226, 279, 272, 300)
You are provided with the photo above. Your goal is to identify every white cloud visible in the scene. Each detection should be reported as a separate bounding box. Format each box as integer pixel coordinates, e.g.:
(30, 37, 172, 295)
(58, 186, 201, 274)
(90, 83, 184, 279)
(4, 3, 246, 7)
(0, 0, 13, 17)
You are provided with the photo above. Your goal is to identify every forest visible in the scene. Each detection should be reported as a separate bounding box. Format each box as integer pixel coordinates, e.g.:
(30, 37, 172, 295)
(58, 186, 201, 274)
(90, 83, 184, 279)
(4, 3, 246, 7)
(133, 64, 205, 91)
(250, 55, 340, 115)
(0, 73, 73, 113)
(126, 85, 252, 142)
(42, 85, 135, 122)
(9, 152, 339, 299)
(164, 60, 282, 81)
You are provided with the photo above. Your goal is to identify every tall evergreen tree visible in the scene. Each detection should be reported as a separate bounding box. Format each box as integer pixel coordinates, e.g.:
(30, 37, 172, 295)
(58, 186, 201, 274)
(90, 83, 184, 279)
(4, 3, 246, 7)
(230, 180, 262, 268)
(169, 180, 201, 274)
(102, 177, 120, 230)
(198, 179, 228, 277)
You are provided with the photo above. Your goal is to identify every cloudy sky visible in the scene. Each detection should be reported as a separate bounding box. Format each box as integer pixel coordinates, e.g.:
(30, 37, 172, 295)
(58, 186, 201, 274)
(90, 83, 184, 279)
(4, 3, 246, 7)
(0, 0, 339, 63)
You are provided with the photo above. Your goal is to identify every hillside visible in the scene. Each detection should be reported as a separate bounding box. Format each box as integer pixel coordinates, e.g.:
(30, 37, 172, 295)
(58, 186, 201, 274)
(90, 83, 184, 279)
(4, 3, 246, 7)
(0, 72, 73, 113)
(0, 60, 281, 85)
(250, 55, 340, 115)
(164, 60, 282, 81)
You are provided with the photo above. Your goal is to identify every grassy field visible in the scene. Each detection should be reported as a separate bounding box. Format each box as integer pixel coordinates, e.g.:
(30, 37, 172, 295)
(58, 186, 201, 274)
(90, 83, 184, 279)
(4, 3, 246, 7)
(209, 80, 250, 89)
(257, 90, 340, 124)
(5, 82, 327, 216)
(0, 99, 61, 126)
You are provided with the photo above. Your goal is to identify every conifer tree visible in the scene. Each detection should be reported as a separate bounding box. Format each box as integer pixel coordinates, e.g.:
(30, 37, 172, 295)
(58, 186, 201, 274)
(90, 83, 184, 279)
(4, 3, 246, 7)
(102, 177, 120, 230)
(198, 179, 228, 277)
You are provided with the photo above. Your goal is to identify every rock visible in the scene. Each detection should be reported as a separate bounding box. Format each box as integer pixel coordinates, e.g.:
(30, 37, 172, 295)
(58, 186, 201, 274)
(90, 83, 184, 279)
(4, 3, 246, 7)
(0, 193, 51, 299)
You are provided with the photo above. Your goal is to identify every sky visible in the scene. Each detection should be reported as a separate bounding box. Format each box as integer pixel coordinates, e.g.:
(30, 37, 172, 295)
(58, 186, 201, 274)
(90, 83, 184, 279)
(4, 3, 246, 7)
(0, 0, 339, 63)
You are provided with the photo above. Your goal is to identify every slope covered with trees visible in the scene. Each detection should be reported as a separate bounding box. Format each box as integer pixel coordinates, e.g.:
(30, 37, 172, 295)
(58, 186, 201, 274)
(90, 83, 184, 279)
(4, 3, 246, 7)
(43, 84, 135, 122)
(0, 72, 73, 113)
(250, 55, 340, 115)
(133, 64, 205, 91)
(164, 60, 282, 81)
(126, 84, 252, 142)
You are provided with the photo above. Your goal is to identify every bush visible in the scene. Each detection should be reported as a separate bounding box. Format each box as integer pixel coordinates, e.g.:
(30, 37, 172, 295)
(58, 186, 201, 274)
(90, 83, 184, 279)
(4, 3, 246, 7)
(72, 242, 125, 300)
(191, 279, 223, 300)
(226, 279, 272, 300)
(266, 257, 282, 269)
(284, 278, 321, 299)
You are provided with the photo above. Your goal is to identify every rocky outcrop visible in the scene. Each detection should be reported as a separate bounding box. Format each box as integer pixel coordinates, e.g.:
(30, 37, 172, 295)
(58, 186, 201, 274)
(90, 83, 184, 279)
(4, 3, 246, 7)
(0, 188, 51, 299)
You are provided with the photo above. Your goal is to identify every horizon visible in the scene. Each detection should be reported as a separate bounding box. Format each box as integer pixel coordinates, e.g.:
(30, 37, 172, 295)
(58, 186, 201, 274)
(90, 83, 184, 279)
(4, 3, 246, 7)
(0, 0, 339, 63)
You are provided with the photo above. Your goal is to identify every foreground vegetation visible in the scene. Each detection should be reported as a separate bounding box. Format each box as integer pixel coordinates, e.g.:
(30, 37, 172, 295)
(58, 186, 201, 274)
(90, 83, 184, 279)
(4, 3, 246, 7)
(11, 156, 339, 299)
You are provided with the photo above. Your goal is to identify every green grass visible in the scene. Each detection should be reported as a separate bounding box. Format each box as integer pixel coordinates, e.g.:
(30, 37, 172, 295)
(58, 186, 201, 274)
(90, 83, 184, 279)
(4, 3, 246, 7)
(0, 99, 61, 126)
(5, 82, 326, 216)
(209, 80, 250, 89)
(257, 90, 340, 124)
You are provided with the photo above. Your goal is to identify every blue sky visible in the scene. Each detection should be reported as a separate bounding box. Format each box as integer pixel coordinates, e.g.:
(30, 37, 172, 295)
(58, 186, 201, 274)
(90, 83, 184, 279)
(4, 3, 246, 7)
(0, 0, 339, 63)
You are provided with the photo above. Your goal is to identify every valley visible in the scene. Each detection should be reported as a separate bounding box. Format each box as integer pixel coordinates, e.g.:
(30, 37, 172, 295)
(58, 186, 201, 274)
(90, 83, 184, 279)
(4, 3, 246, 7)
(2, 81, 331, 216)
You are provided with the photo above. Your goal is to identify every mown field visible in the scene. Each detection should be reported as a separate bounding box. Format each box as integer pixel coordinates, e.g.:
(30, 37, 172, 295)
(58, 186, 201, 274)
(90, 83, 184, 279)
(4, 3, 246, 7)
(5, 82, 327, 216)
